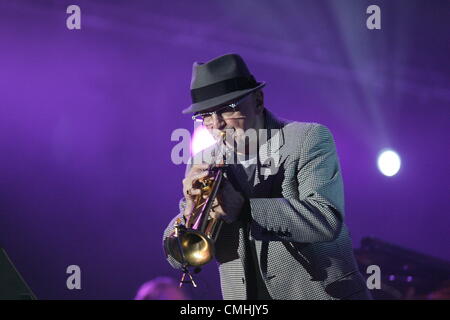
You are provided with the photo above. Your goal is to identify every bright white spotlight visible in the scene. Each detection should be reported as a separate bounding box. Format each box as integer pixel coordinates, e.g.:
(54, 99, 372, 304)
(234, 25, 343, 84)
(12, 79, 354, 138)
(191, 125, 216, 155)
(377, 149, 401, 177)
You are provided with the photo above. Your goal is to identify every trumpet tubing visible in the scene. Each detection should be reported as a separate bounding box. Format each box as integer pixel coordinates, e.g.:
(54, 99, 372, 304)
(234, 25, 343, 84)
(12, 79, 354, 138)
(164, 168, 224, 268)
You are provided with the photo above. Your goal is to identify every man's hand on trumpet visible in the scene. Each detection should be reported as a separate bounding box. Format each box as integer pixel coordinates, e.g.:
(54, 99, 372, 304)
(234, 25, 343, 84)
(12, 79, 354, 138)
(182, 163, 210, 221)
(182, 163, 245, 224)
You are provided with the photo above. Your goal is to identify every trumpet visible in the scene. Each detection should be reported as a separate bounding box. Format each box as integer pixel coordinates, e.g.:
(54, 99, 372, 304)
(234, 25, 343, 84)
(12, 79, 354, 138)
(164, 133, 228, 287)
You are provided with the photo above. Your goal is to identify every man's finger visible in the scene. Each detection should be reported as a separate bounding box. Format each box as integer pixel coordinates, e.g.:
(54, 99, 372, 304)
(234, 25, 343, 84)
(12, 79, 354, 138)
(190, 171, 213, 186)
(190, 163, 210, 174)
(185, 186, 201, 197)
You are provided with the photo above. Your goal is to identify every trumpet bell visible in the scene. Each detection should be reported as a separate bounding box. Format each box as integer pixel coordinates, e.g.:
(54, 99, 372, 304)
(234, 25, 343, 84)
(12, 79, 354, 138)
(165, 230, 215, 267)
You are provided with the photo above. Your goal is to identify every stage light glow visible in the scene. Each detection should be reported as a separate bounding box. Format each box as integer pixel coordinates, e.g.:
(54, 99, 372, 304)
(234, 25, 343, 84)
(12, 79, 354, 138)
(191, 125, 216, 155)
(377, 149, 401, 177)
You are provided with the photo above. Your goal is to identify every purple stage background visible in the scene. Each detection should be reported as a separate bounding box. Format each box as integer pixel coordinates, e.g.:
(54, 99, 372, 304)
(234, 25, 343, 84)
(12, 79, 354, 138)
(0, 0, 449, 299)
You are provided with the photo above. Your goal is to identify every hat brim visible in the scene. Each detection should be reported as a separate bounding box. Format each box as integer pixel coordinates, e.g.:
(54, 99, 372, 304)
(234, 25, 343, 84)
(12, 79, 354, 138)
(182, 82, 266, 114)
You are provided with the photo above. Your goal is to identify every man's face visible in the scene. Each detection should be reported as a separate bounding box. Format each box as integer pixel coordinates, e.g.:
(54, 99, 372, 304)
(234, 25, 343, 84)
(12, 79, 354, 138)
(200, 91, 264, 149)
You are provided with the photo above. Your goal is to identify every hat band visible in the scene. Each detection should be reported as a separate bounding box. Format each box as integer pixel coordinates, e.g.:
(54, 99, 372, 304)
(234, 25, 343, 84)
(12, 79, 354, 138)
(191, 76, 257, 103)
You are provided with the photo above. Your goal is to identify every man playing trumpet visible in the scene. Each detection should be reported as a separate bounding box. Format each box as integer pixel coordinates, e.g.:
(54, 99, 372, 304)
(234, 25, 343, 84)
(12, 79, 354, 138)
(163, 53, 371, 300)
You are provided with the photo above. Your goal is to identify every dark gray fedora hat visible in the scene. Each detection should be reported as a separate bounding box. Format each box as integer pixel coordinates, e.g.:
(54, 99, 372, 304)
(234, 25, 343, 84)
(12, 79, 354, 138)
(182, 53, 265, 114)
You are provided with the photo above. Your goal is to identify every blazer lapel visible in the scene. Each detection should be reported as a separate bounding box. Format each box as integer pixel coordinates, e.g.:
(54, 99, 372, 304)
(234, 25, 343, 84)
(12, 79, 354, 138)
(255, 110, 286, 186)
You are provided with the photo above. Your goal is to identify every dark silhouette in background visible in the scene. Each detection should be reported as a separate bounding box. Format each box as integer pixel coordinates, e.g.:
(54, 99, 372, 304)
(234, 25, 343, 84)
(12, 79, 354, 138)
(134, 277, 190, 300)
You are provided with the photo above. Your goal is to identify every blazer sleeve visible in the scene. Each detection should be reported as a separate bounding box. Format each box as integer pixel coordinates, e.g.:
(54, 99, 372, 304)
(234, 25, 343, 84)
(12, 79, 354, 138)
(162, 197, 187, 270)
(162, 159, 193, 270)
(249, 124, 345, 243)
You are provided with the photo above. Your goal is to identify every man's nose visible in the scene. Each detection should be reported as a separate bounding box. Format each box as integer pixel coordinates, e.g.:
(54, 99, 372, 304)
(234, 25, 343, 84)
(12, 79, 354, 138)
(210, 113, 225, 130)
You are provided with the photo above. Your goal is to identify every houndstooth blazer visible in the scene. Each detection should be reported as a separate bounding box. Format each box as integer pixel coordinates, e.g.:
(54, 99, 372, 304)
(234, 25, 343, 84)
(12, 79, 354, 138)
(163, 109, 371, 300)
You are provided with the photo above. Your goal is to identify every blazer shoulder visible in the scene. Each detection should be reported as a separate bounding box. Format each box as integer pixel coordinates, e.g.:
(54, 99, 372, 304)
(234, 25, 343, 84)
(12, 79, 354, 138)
(282, 121, 331, 144)
(281, 122, 336, 164)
